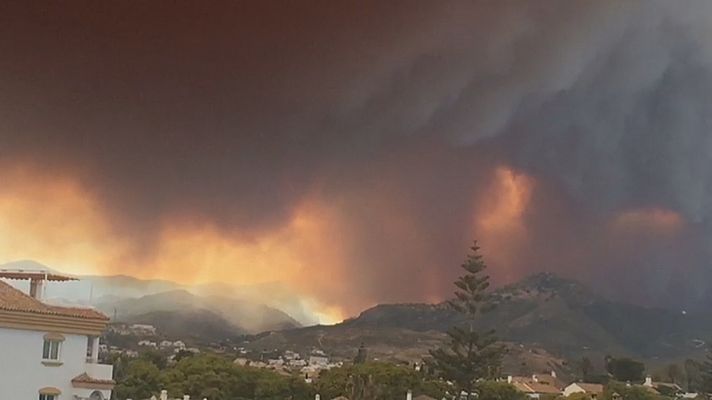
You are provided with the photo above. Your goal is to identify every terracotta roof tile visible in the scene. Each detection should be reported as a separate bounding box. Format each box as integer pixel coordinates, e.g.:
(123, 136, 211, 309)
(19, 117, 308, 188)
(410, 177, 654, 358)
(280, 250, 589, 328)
(535, 374, 565, 390)
(0, 280, 108, 320)
(511, 377, 562, 394)
(72, 373, 115, 385)
(574, 383, 604, 394)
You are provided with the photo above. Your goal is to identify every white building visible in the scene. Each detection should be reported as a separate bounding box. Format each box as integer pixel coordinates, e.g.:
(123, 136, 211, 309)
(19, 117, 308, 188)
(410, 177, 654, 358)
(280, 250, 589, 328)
(563, 383, 604, 398)
(0, 271, 115, 400)
(129, 324, 157, 336)
(308, 355, 329, 367)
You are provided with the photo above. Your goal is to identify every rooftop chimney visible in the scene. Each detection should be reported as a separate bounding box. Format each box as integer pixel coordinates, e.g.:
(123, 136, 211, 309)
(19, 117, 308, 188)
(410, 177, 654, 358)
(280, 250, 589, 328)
(160, 390, 168, 400)
(532, 375, 538, 382)
(29, 278, 45, 299)
(507, 376, 513, 384)
(316, 395, 321, 400)
(644, 376, 653, 387)
(551, 370, 557, 378)
(406, 390, 412, 400)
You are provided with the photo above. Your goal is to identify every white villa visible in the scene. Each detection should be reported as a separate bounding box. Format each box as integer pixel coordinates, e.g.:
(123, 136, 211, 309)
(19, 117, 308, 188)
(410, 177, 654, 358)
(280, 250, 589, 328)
(563, 382, 604, 398)
(0, 270, 114, 400)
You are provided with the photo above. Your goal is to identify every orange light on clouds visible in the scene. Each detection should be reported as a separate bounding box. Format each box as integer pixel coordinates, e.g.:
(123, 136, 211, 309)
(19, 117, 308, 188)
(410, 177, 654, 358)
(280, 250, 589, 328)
(0, 167, 130, 275)
(611, 207, 684, 235)
(474, 166, 534, 280)
(0, 166, 346, 324)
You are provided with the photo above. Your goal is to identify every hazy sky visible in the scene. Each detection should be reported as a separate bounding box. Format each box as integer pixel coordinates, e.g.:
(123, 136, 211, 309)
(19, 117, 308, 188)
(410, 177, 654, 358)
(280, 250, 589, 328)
(1, 1, 712, 321)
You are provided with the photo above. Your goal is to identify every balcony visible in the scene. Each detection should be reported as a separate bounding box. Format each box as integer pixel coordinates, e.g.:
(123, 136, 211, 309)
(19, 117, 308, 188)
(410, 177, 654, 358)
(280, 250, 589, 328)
(85, 361, 114, 381)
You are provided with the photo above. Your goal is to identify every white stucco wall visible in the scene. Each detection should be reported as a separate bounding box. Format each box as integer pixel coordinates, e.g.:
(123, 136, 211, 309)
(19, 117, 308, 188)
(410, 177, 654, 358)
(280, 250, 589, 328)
(563, 384, 585, 397)
(0, 326, 110, 399)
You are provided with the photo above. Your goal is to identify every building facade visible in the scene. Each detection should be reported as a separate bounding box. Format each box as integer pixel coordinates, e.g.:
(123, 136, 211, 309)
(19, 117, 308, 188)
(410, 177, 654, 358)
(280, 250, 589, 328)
(0, 272, 114, 400)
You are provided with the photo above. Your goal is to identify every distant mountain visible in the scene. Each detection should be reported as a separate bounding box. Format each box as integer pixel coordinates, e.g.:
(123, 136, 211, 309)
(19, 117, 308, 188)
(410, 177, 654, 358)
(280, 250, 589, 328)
(0, 260, 184, 302)
(96, 289, 300, 334)
(342, 273, 712, 360)
(0, 259, 319, 326)
(247, 273, 712, 374)
(0, 259, 63, 272)
(125, 309, 245, 341)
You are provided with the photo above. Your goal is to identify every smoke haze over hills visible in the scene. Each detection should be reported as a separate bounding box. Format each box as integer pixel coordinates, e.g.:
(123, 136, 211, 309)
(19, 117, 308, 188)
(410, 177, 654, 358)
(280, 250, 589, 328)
(1, 1, 712, 319)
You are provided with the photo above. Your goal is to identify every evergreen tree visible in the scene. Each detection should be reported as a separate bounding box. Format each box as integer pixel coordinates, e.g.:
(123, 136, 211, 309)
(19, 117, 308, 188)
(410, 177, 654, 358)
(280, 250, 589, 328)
(580, 357, 593, 381)
(430, 242, 504, 396)
(354, 342, 368, 364)
(666, 363, 682, 385)
(700, 344, 712, 392)
(685, 359, 702, 392)
(605, 357, 645, 383)
(114, 359, 161, 400)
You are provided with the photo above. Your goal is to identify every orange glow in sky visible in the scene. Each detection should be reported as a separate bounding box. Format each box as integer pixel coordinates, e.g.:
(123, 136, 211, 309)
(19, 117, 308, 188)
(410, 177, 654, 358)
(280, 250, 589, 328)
(0, 166, 346, 323)
(474, 166, 534, 280)
(611, 207, 684, 235)
(0, 167, 130, 275)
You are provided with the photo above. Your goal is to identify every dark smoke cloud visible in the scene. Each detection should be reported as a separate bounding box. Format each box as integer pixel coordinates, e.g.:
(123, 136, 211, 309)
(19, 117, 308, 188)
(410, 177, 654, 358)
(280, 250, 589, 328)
(1, 1, 711, 313)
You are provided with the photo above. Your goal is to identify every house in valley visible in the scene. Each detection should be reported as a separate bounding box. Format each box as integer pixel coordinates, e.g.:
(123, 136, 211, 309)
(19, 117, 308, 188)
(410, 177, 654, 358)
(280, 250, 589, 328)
(563, 383, 605, 398)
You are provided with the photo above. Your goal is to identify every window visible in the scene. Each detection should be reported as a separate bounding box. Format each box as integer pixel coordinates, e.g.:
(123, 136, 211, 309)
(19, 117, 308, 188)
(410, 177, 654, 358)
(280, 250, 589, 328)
(38, 387, 61, 400)
(42, 339, 61, 360)
(42, 333, 64, 363)
(89, 391, 104, 400)
(86, 336, 94, 357)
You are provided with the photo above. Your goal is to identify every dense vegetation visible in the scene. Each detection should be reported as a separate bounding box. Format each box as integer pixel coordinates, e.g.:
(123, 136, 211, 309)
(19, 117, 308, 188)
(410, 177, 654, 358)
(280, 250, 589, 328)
(112, 353, 314, 400)
(111, 352, 526, 400)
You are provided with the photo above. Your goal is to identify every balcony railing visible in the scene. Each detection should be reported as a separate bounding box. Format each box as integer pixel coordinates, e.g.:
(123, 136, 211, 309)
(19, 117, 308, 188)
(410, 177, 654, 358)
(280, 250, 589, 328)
(85, 362, 114, 381)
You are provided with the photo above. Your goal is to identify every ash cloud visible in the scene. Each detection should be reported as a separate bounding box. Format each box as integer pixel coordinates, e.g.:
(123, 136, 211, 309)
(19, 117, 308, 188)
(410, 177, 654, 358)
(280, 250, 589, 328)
(1, 1, 712, 313)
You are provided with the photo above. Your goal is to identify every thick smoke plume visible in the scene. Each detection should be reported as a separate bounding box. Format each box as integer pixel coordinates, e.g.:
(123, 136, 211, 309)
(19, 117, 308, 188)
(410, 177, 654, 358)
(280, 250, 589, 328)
(1, 1, 712, 319)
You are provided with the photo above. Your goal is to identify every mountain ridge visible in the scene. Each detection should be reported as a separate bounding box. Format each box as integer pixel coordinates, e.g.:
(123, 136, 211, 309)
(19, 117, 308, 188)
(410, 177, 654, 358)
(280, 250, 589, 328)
(96, 289, 301, 334)
(247, 272, 710, 372)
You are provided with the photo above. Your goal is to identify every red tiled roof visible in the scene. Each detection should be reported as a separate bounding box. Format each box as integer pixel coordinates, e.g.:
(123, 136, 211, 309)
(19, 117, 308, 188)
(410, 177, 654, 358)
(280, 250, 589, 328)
(534, 374, 565, 390)
(71, 373, 115, 390)
(573, 383, 604, 394)
(72, 373, 115, 385)
(0, 280, 108, 320)
(511, 378, 563, 394)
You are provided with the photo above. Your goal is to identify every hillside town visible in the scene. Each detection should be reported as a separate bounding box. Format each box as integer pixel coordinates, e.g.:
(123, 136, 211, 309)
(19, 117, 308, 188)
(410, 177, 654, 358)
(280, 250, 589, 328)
(3, 269, 712, 400)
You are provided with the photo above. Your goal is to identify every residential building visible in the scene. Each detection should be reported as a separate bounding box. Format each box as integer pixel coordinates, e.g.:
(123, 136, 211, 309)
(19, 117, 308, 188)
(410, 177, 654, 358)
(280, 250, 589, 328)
(563, 383, 604, 398)
(0, 271, 114, 400)
(642, 376, 682, 395)
(309, 355, 329, 367)
(129, 324, 157, 336)
(508, 374, 563, 398)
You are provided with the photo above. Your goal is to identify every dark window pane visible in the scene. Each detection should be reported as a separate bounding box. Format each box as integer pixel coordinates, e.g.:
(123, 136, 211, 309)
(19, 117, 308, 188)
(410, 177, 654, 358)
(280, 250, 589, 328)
(42, 340, 50, 359)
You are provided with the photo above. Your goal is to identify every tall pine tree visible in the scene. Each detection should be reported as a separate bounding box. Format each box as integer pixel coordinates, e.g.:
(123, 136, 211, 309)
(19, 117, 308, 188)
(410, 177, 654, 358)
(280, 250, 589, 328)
(430, 242, 504, 397)
(700, 344, 712, 392)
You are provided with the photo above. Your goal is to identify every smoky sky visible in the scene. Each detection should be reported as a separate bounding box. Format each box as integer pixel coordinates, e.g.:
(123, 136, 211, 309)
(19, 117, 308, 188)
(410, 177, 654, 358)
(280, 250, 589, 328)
(2, 1, 712, 313)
